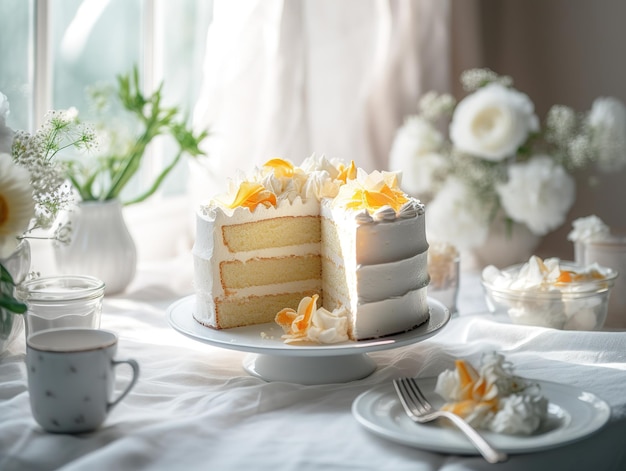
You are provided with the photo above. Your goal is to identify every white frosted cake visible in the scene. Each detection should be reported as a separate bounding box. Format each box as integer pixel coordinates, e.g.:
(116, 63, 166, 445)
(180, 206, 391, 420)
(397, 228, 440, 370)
(192, 156, 430, 341)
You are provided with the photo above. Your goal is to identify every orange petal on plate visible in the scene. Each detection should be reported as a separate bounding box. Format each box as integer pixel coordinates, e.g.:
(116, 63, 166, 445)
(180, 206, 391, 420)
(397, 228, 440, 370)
(275, 307, 298, 331)
(275, 295, 319, 338)
(442, 399, 477, 417)
(455, 359, 479, 398)
(293, 294, 319, 332)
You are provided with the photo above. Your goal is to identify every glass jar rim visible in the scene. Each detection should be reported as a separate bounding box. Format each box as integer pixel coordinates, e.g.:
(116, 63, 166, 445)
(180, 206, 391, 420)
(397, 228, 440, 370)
(16, 275, 105, 302)
(481, 261, 618, 297)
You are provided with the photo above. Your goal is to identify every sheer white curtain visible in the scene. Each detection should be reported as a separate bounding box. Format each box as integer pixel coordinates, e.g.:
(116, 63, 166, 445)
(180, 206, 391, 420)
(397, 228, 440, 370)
(190, 0, 452, 198)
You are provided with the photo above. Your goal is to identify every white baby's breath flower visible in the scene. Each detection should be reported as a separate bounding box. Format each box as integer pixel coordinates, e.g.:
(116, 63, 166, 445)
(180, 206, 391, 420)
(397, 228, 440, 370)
(388, 116, 448, 196)
(566, 134, 593, 169)
(496, 155, 575, 236)
(418, 91, 456, 122)
(450, 83, 539, 161)
(460, 68, 513, 92)
(0, 153, 35, 257)
(426, 177, 490, 250)
(545, 105, 577, 145)
(588, 97, 626, 172)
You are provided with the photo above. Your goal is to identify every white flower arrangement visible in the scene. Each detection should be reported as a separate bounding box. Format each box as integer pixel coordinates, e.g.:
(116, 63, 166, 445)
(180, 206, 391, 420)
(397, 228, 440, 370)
(0, 91, 96, 334)
(0, 92, 96, 251)
(390, 68, 626, 251)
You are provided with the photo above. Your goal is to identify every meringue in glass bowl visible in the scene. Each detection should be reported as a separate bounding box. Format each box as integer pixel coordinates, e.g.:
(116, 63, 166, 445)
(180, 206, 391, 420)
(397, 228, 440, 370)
(481, 256, 618, 330)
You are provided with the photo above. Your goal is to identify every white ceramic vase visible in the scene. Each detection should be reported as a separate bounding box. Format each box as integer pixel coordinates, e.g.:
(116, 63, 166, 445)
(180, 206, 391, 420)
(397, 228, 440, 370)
(54, 200, 137, 295)
(0, 240, 30, 352)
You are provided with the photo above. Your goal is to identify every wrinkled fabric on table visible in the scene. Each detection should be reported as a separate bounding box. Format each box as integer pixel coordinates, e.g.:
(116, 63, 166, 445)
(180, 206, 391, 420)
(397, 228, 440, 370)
(1, 254, 625, 471)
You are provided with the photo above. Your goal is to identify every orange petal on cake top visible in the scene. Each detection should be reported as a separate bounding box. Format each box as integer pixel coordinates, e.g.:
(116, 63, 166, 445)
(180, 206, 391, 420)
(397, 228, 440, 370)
(343, 184, 409, 213)
(227, 181, 277, 211)
(379, 184, 409, 210)
(263, 158, 296, 178)
(275, 294, 319, 341)
(337, 160, 358, 183)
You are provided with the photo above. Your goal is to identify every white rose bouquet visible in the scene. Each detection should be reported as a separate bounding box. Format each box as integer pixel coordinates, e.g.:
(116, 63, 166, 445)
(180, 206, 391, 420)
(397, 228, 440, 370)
(390, 68, 626, 252)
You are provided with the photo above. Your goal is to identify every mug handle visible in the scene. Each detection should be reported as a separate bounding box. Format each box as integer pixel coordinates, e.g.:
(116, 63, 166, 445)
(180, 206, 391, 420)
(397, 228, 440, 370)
(107, 358, 140, 411)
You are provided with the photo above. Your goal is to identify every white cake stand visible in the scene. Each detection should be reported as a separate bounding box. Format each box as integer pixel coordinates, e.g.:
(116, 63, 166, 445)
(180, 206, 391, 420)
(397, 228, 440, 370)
(167, 295, 450, 384)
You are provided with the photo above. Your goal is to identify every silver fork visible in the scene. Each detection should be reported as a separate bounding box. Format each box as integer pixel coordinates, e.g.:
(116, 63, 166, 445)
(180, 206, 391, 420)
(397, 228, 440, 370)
(393, 377, 508, 463)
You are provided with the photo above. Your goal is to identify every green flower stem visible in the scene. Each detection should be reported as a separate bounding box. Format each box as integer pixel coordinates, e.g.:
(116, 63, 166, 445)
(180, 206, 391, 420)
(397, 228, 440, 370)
(65, 64, 207, 206)
(123, 149, 184, 205)
(0, 264, 27, 318)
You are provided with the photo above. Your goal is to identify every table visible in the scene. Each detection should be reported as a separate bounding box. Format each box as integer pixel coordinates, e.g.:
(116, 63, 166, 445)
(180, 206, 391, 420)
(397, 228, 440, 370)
(1, 253, 625, 471)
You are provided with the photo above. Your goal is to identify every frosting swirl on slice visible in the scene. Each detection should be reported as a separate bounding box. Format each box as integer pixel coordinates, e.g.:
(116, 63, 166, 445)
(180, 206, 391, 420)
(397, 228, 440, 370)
(434, 352, 548, 435)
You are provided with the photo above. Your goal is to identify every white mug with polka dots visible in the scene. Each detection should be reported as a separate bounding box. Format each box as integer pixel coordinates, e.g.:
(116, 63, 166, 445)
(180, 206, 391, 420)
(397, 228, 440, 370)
(26, 328, 140, 434)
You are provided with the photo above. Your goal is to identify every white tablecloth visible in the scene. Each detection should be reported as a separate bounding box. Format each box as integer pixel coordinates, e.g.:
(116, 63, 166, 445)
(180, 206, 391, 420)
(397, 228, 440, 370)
(1, 254, 625, 471)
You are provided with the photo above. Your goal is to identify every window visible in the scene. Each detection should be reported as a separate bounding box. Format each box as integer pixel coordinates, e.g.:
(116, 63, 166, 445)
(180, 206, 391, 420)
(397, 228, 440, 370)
(0, 0, 212, 198)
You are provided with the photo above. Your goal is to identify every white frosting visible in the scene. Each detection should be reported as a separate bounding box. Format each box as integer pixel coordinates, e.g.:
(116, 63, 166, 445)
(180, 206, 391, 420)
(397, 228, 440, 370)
(435, 352, 548, 435)
(349, 287, 429, 340)
(320, 196, 429, 339)
(321, 199, 427, 266)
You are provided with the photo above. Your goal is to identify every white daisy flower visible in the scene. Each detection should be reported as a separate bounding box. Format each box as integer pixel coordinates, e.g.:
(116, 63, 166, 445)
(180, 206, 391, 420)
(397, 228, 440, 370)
(0, 153, 35, 257)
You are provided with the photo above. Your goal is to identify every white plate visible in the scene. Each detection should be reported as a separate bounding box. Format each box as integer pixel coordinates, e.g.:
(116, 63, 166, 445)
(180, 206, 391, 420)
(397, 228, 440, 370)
(352, 378, 611, 455)
(168, 296, 450, 383)
(167, 295, 450, 357)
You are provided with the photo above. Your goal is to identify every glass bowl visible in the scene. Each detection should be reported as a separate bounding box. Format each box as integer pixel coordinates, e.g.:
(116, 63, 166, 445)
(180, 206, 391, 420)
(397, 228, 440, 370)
(481, 261, 618, 330)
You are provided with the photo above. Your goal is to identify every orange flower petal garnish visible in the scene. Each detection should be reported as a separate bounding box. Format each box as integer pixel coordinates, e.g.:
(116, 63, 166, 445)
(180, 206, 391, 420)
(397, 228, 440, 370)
(557, 270, 573, 283)
(441, 359, 500, 417)
(556, 269, 605, 284)
(227, 181, 277, 211)
(456, 359, 479, 400)
(364, 188, 397, 210)
(263, 158, 295, 178)
(275, 294, 319, 340)
(343, 184, 409, 213)
(337, 160, 358, 184)
(442, 398, 499, 415)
